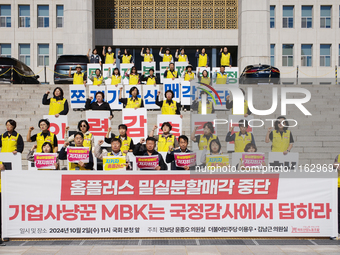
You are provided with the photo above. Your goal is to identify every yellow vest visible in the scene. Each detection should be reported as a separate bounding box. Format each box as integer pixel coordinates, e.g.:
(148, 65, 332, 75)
(36, 132, 55, 153)
(129, 74, 139, 85)
(178, 54, 187, 62)
(200, 77, 210, 85)
(198, 134, 217, 150)
(272, 130, 291, 152)
(216, 72, 228, 84)
(146, 76, 156, 85)
(221, 52, 231, 66)
(144, 54, 153, 62)
(198, 101, 213, 114)
(1, 133, 19, 152)
(163, 54, 172, 62)
(166, 70, 177, 79)
(48, 98, 66, 115)
(234, 132, 253, 153)
(158, 134, 175, 152)
(126, 97, 142, 108)
(184, 72, 195, 81)
(105, 53, 115, 64)
(83, 133, 93, 151)
(198, 54, 208, 67)
(0, 161, 2, 192)
(232, 100, 249, 115)
(161, 100, 177, 115)
(111, 75, 122, 85)
(122, 55, 132, 63)
(337, 155, 340, 188)
(73, 72, 84, 85)
(93, 76, 103, 85)
(116, 136, 132, 155)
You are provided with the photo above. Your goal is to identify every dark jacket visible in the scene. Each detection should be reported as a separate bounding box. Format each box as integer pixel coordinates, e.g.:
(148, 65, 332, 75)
(133, 143, 167, 170)
(85, 99, 113, 117)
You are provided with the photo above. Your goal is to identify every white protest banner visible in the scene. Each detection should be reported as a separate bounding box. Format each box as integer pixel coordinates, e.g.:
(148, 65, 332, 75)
(163, 78, 180, 102)
(43, 115, 68, 151)
(180, 81, 191, 106)
(0, 153, 22, 170)
(227, 115, 254, 152)
(159, 62, 170, 83)
(122, 108, 148, 144)
(175, 61, 188, 80)
(2, 171, 337, 238)
(136, 156, 159, 170)
(142, 85, 159, 109)
(106, 85, 123, 110)
(196, 67, 211, 80)
(88, 86, 106, 104)
(211, 67, 238, 85)
(69, 85, 86, 109)
(120, 63, 134, 85)
(156, 115, 182, 138)
(141, 62, 156, 77)
(86, 111, 111, 146)
(34, 153, 57, 170)
(268, 152, 299, 172)
(86, 64, 101, 85)
(102, 64, 117, 85)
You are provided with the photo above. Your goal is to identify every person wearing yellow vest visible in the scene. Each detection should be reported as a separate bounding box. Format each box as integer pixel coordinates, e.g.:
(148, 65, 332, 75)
(102, 46, 116, 64)
(89, 69, 104, 85)
(26, 143, 59, 170)
(125, 66, 140, 85)
(156, 90, 181, 115)
(192, 91, 215, 114)
(85, 91, 113, 119)
(87, 48, 102, 64)
(219, 47, 232, 67)
(107, 67, 122, 86)
(27, 119, 58, 153)
(59, 132, 94, 170)
(226, 120, 256, 153)
(68, 65, 86, 86)
(149, 122, 179, 152)
(191, 122, 219, 151)
(195, 48, 209, 67)
(164, 63, 178, 80)
(140, 47, 154, 62)
(119, 86, 144, 109)
(118, 49, 134, 64)
(105, 124, 135, 155)
(175, 48, 188, 62)
(42, 87, 69, 117)
(198, 68, 211, 85)
(141, 68, 159, 85)
(226, 88, 252, 117)
(265, 116, 294, 154)
(159, 47, 173, 62)
(1, 119, 24, 155)
(332, 154, 340, 234)
(214, 66, 228, 85)
(181, 65, 195, 81)
(64, 120, 95, 152)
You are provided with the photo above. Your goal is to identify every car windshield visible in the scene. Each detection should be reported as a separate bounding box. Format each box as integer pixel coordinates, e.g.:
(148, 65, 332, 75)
(57, 56, 89, 64)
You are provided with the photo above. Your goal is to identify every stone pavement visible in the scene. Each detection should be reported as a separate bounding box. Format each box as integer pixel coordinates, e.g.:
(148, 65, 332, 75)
(1, 239, 340, 254)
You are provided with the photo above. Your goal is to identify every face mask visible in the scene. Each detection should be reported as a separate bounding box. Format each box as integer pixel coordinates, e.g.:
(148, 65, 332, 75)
(108, 49, 112, 53)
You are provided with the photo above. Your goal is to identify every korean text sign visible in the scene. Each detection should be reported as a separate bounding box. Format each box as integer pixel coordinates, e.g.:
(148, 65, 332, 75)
(103, 156, 126, 171)
(174, 153, 196, 167)
(136, 156, 159, 170)
(67, 147, 89, 163)
(34, 153, 57, 169)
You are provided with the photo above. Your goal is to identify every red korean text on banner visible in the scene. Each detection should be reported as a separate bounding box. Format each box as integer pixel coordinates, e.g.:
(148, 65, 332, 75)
(174, 153, 196, 167)
(67, 147, 89, 163)
(136, 156, 159, 170)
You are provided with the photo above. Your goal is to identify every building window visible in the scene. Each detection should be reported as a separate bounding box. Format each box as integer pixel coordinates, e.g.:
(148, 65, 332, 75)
(301, 44, 312, 66)
(270, 44, 275, 66)
(320, 6, 331, 28)
(38, 44, 49, 66)
(19, 44, 30, 66)
(283, 6, 294, 28)
(282, 44, 294, 66)
(301, 6, 312, 28)
(320, 44, 331, 66)
(56, 5, 63, 28)
(19, 5, 30, 27)
(38, 5, 49, 27)
(0, 44, 11, 57)
(0, 5, 11, 27)
(56, 44, 63, 59)
(270, 6, 275, 28)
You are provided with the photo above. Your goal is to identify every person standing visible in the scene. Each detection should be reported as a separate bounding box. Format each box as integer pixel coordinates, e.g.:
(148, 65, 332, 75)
(68, 65, 86, 85)
(118, 49, 134, 64)
(85, 92, 113, 119)
(27, 119, 58, 153)
(88, 69, 104, 86)
(159, 47, 173, 62)
(219, 47, 232, 67)
(42, 87, 69, 116)
(102, 46, 116, 64)
(87, 48, 102, 65)
(195, 48, 209, 67)
(0, 119, 24, 155)
(140, 48, 154, 62)
(175, 48, 188, 62)
(156, 90, 181, 115)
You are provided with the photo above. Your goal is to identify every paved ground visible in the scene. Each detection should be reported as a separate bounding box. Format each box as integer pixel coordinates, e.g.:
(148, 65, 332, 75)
(1, 239, 340, 254)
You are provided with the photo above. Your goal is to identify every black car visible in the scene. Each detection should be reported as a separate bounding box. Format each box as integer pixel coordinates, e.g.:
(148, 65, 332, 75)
(54, 55, 89, 84)
(0, 57, 40, 84)
(239, 64, 280, 84)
